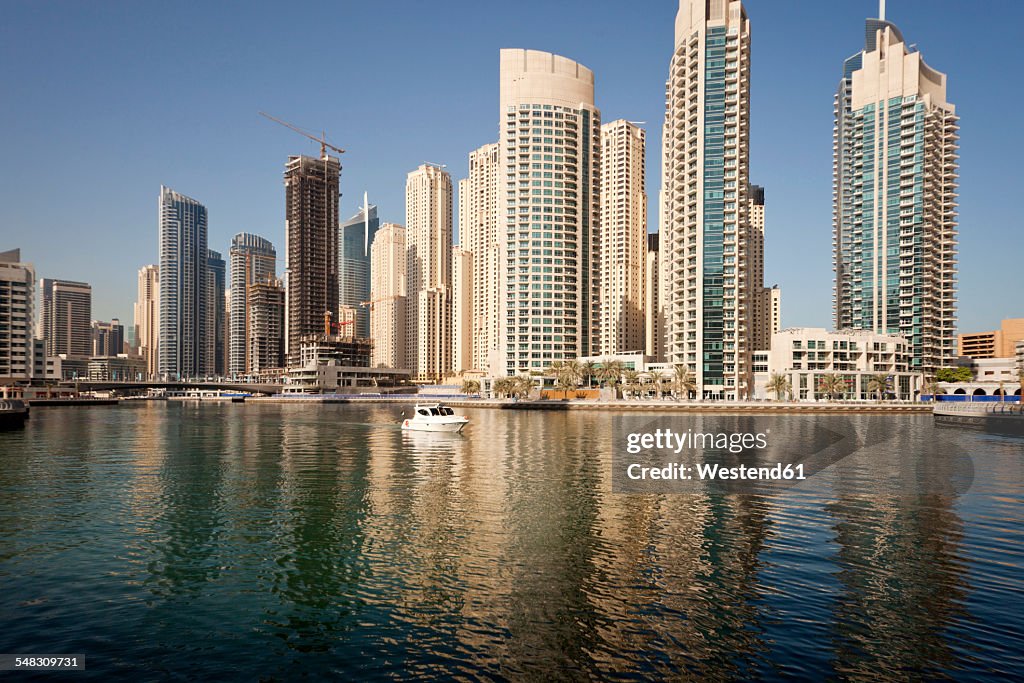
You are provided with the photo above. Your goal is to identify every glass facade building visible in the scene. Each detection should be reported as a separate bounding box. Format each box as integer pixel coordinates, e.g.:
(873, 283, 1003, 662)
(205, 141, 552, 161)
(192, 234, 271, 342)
(833, 17, 958, 376)
(339, 202, 379, 340)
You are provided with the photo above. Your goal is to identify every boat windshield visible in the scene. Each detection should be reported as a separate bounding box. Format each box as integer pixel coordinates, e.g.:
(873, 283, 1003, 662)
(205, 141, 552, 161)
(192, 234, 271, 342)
(441, 407, 454, 416)
(429, 408, 440, 416)
(417, 409, 430, 416)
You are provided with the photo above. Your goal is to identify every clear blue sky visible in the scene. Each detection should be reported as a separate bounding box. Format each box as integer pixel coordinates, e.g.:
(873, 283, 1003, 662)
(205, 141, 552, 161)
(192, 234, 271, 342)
(2, 1, 1021, 333)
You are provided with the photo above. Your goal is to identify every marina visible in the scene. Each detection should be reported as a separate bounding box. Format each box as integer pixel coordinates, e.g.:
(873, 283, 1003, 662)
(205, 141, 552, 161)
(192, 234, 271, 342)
(0, 402, 1020, 679)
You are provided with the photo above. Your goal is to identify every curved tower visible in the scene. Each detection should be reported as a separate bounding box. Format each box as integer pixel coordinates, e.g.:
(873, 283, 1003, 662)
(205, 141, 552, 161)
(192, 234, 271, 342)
(499, 48, 601, 375)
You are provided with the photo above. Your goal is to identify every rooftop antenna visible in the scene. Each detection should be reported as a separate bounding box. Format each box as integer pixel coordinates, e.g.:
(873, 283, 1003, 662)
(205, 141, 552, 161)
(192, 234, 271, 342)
(879, 0, 885, 21)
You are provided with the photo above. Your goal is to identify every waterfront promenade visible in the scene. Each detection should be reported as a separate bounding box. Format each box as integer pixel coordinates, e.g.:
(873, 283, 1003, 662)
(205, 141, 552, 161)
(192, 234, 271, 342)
(250, 395, 933, 414)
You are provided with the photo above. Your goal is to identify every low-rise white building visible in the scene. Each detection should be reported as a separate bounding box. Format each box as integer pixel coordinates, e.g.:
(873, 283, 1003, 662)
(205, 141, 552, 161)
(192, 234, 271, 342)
(753, 328, 921, 401)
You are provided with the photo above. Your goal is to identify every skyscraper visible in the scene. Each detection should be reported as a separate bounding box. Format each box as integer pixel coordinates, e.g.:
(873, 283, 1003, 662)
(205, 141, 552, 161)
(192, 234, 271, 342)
(158, 185, 208, 379)
(748, 184, 780, 350)
(228, 233, 276, 376)
(451, 245, 473, 373)
(91, 318, 124, 356)
(405, 164, 452, 382)
(499, 48, 602, 375)
(206, 249, 226, 376)
(660, 0, 752, 400)
(599, 119, 647, 355)
(40, 278, 92, 358)
(833, 10, 958, 376)
(0, 249, 35, 381)
(369, 223, 406, 369)
(457, 142, 500, 373)
(247, 278, 285, 373)
(339, 199, 379, 340)
(134, 264, 159, 379)
(284, 154, 341, 364)
(645, 233, 662, 359)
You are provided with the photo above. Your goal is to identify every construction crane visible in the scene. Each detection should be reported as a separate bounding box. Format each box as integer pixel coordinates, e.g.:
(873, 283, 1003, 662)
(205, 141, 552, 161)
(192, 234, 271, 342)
(359, 297, 391, 311)
(324, 310, 354, 337)
(262, 111, 345, 345)
(259, 111, 345, 159)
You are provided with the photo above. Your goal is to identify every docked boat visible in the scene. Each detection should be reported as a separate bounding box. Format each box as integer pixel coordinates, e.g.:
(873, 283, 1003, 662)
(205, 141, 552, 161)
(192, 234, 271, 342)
(401, 403, 469, 433)
(0, 399, 29, 430)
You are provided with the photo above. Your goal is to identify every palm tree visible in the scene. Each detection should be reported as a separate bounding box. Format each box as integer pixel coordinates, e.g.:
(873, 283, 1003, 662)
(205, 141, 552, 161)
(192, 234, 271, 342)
(554, 368, 575, 396)
(866, 374, 889, 402)
(623, 369, 642, 398)
(598, 358, 625, 387)
(492, 377, 510, 398)
(647, 369, 666, 399)
(816, 373, 846, 402)
(672, 364, 696, 401)
(513, 374, 534, 400)
(461, 379, 480, 396)
(581, 360, 597, 389)
(562, 359, 583, 388)
(767, 373, 791, 402)
(922, 378, 944, 403)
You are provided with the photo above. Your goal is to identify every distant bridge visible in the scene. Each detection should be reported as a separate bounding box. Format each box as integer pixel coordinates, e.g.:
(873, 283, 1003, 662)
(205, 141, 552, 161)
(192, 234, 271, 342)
(55, 380, 284, 396)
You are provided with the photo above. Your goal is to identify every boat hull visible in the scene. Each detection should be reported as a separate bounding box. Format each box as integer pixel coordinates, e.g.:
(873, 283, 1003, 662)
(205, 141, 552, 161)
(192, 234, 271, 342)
(401, 419, 468, 433)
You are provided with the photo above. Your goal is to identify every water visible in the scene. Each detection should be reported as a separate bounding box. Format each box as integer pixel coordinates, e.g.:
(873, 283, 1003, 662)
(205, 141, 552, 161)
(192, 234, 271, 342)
(0, 402, 1021, 680)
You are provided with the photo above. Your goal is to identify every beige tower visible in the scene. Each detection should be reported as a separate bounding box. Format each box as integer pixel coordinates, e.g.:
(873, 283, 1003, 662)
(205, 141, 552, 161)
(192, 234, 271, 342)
(645, 233, 662, 359)
(370, 223, 407, 369)
(661, 0, 752, 400)
(599, 119, 647, 355)
(499, 48, 601, 375)
(457, 142, 500, 373)
(451, 246, 473, 373)
(748, 185, 779, 350)
(405, 164, 453, 382)
(134, 264, 159, 379)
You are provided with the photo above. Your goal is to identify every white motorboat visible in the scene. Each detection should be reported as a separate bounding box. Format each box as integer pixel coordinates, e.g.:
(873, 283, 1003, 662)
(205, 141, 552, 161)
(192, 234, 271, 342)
(401, 403, 469, 433)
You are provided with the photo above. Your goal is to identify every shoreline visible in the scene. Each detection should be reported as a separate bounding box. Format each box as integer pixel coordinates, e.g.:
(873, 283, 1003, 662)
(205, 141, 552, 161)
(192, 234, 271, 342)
(247, 396, 933, 414)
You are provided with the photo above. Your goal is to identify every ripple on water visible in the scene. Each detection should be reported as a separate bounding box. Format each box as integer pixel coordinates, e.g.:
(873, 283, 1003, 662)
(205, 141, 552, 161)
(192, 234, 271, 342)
(0, 405, 1020, 680)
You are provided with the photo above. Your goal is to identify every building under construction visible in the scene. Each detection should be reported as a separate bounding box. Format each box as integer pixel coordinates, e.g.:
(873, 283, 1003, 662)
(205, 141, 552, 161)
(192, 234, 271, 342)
(284, 154, 341, 365)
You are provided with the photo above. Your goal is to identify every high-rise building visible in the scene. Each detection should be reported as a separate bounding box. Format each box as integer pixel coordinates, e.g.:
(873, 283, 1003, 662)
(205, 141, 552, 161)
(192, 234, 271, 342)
(134, 264, 159, 379)
(451, 246, 473, 372)
(284, 154, 341, 364)
(91, 318, 124, 356)
(405, 164, 453, 382)
(833, 10, 958, 376)
(599, 119, 647, 355)
(457, 142, 500, 373)
(747, 184, 780, 350)
(0, 249, 35, 381)
(228, 233, 276, 376)
(339, 199, 379, 340)
(499, 48, 601, 375)
(247, 278, 285, 373)
(206, 249, 226, 376)
(40, 278, 92, 358)
(645, 233, 663, 359)
(660, 0, 752, 400)
(369, 223, 406, 369)
(158, 185, 209, 379)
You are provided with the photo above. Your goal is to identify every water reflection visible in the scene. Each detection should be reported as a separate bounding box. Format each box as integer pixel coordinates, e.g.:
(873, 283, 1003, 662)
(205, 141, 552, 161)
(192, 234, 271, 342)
(0, 406, 1019, 680)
